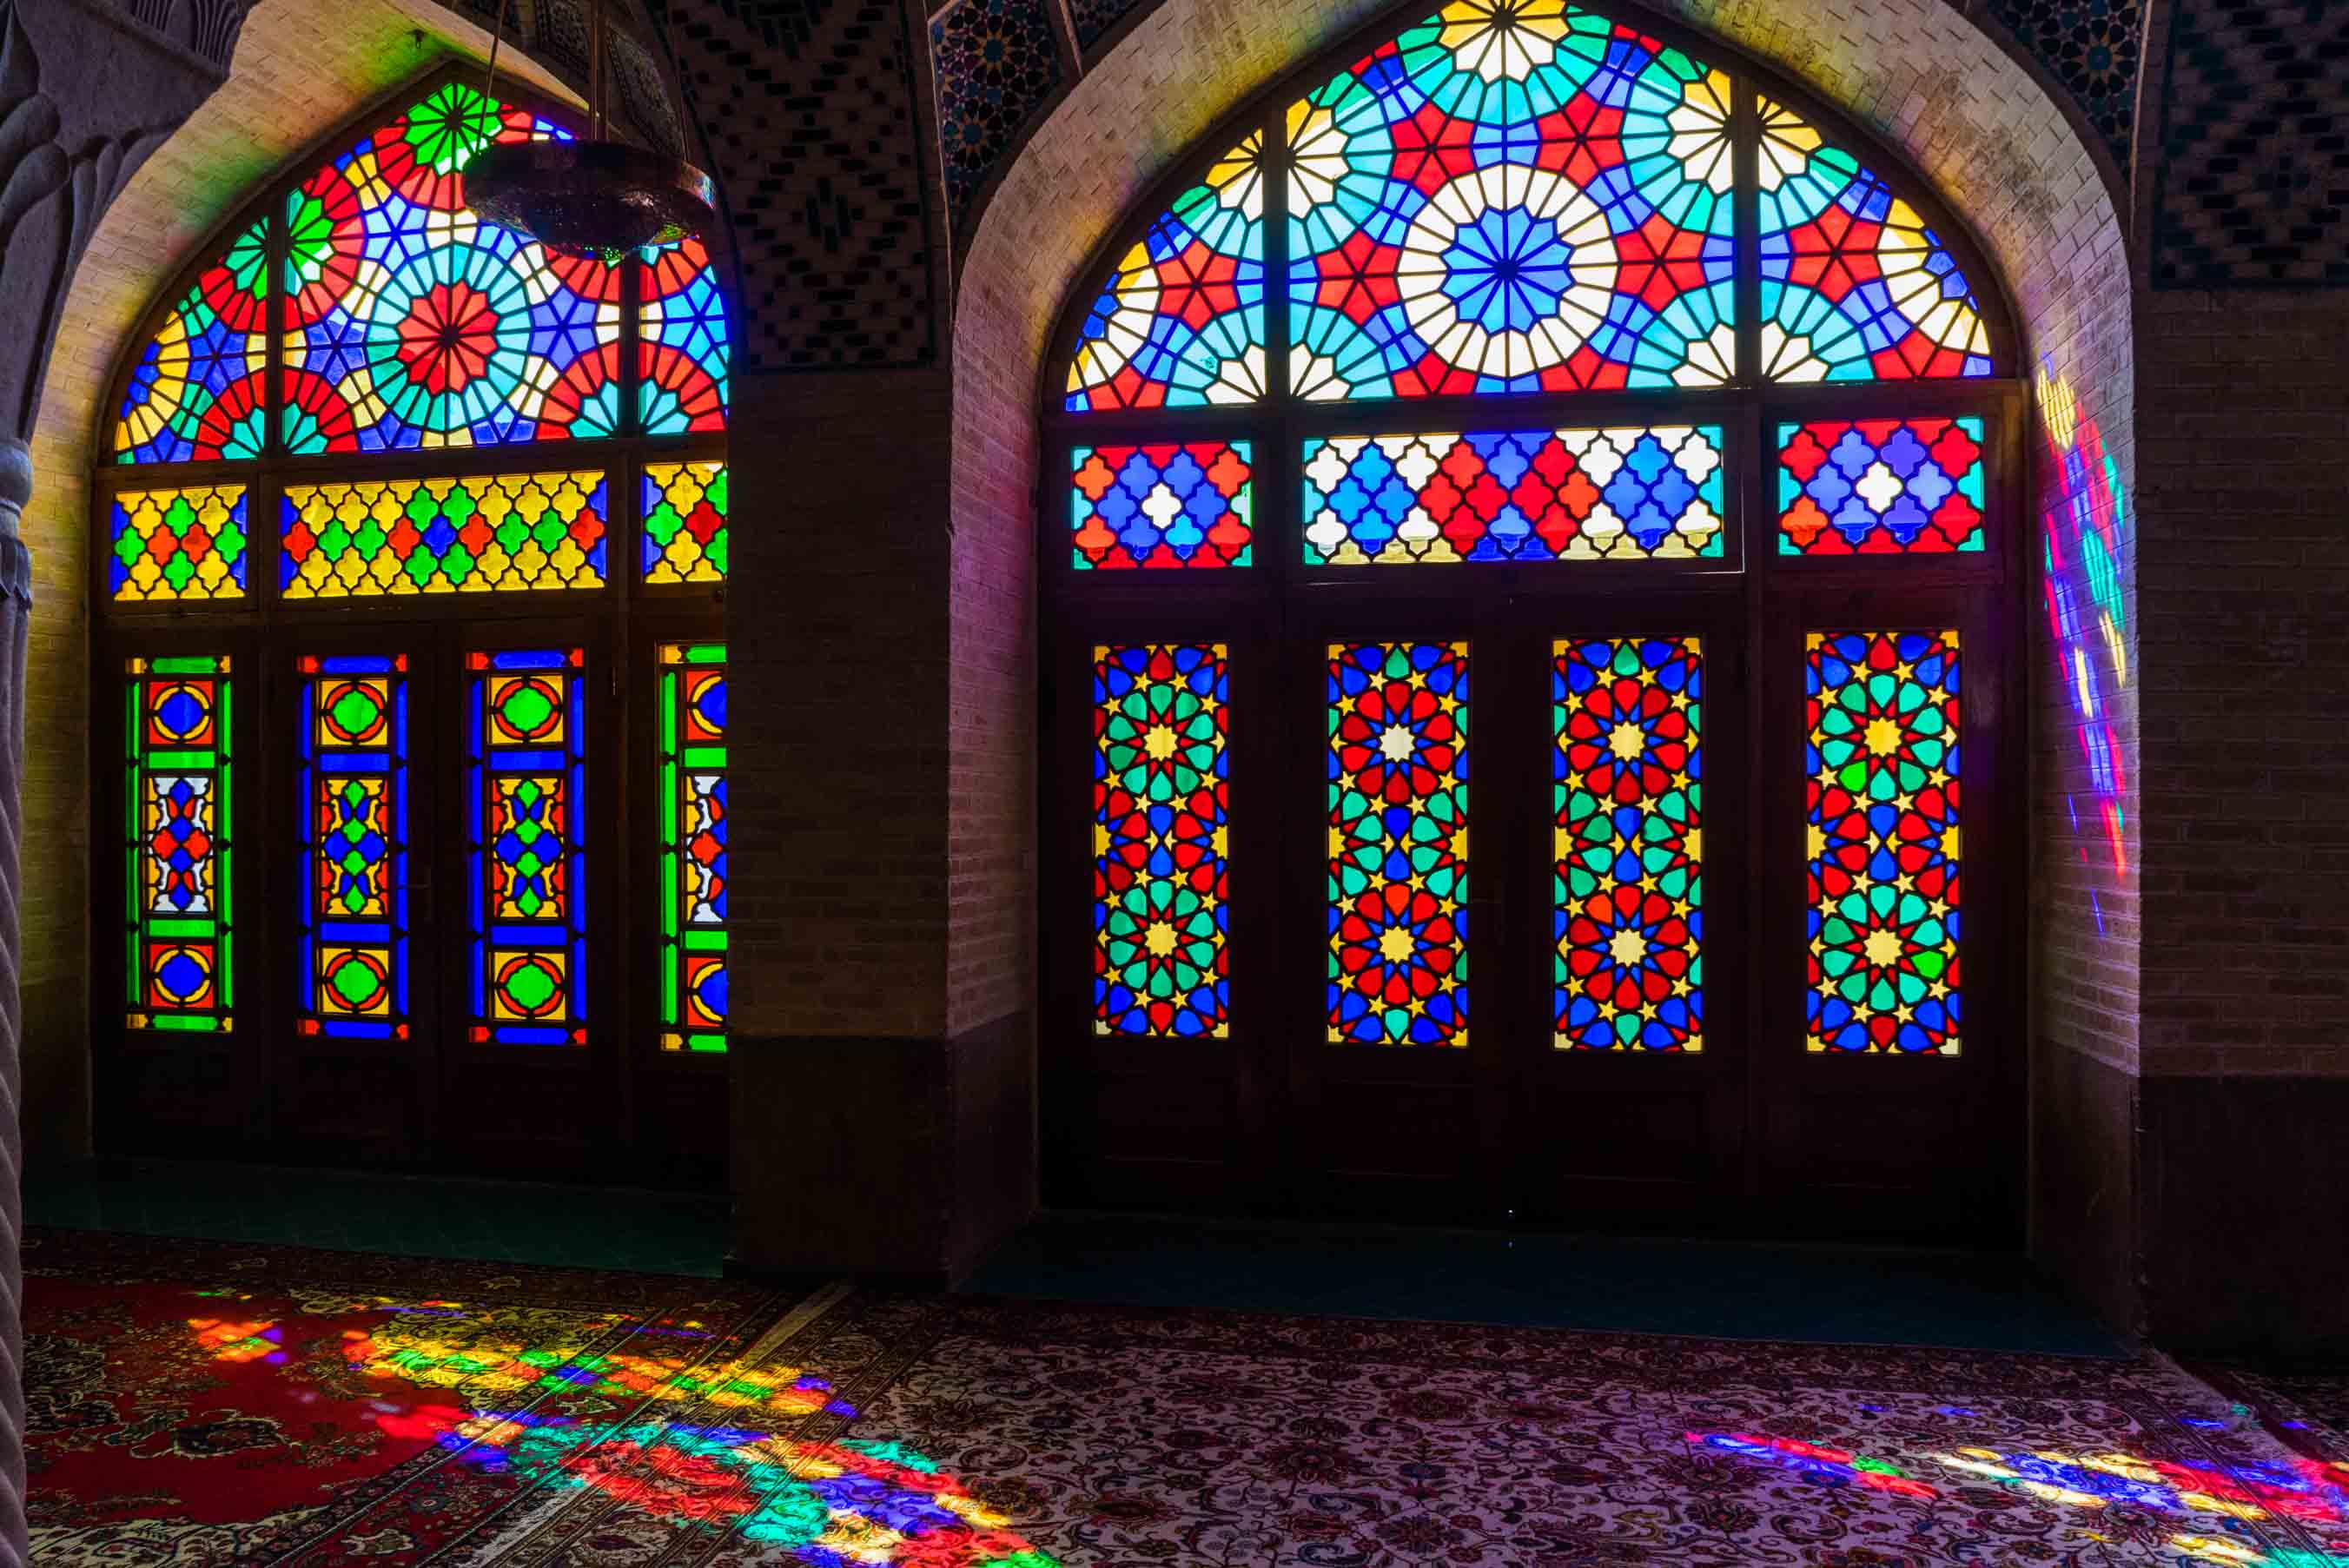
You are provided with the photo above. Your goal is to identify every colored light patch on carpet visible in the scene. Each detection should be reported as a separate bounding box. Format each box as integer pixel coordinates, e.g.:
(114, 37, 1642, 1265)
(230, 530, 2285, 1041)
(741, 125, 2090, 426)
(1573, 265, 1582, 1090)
(26, 1234, 1063, 1566)
(27, 1229, 2349, 1566)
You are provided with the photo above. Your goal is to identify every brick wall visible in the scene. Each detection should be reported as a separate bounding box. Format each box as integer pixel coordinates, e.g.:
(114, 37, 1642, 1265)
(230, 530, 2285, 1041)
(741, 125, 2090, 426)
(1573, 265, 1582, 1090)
(21, 0, 581, 1164)
(2135, 288, 2349, 1079)
(728, 368, 955, 1042)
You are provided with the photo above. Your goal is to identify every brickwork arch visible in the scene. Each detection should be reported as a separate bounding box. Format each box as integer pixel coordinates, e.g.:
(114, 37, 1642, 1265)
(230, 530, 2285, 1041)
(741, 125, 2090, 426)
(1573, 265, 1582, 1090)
(15, 0, 679, 1161)
(946, 0, 2139, 1295)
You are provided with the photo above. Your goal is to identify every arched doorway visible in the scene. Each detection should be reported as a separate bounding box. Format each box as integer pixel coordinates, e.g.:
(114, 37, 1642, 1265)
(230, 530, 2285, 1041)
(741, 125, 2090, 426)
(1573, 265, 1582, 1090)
(92, 66, 732, 1183)
(1036, 0, 2027, 1240)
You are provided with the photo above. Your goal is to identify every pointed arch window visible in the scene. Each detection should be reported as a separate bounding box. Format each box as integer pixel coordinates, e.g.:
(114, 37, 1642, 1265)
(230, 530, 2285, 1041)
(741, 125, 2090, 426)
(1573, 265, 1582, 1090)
(95, 69, 733, 1176)
(1042, 0, 2022, 1228)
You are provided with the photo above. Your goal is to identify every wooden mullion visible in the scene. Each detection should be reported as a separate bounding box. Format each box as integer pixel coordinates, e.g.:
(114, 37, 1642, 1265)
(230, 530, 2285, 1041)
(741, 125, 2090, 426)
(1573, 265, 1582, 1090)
(1263, 100, 1293, 408)
(1733, 73, 1760, 389)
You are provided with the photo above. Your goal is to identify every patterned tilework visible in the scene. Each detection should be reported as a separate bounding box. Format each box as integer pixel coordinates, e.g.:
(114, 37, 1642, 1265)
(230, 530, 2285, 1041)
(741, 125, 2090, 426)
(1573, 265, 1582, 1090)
(2150, 0, 2349, 287)
(932, 0, 1063, 220)
(1069, 0, 1141, 49)
(1980, 0, 2142, 170)
(646, 0, 938, 367)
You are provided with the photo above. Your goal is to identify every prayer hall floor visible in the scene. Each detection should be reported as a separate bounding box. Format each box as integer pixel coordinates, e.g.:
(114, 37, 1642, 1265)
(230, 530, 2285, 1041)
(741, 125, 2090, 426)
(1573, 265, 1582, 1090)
(24, 1221, 2349, 1565)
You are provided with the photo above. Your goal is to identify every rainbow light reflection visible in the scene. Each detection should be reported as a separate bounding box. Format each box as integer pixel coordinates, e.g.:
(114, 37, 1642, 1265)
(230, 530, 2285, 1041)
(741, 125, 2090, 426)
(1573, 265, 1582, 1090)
(1694, 1429, 2349, 1567)
(2038, 366, 2130, 879)
(183, 1300, 1064, 1565)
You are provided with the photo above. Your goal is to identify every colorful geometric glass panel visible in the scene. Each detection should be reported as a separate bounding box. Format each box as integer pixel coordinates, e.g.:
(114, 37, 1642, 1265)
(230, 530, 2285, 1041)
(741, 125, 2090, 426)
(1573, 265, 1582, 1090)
(281, 472, 607, 596)
(277, 82, 625, 450)
(1093, 644, 1228, 1037)
(1068, 132, 1266, 412)
(1553, 637, 1701, 1050)
(1777, 418, 1985, 553)
(297, 654, 410, 1039)
(1327, 640, 1468, 1045)
(658, 643, 728, 1052)
(468, 648, 588, 1045)
(125, 656, 232, 1033)
(112, 216, 271, 464)
(1070, 442, 1253, 568)
(639, 237, 730, 433)
(109, 485, 249, 601)
(642, 460, 729, 583)
(1301, 425, 1724, 562)
(1285, 2, 1735, 400)
(1757, 98, 1993, 381)
(1806, 630, 1961, 1055)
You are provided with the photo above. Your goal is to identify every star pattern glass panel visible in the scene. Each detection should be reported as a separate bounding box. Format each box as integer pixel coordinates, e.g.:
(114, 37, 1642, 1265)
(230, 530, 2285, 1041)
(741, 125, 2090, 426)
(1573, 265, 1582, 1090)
(1327, 640, 1468, 1045)
(1777, 418, 1985, 553)
(643, 460, 729, 583)
(297, 654, 410, 1039)
(1068, 132, 1267, 411)
(1806, 630, 1961, 1054)
(113, 216, 272, 464)
(281, 472, 607, 596)
(1553, 637, 1701, 1050)
(1285, 1, 1735, 400)
(125, 656, 233, 1033)
(639, 237, 730, 433)
(109, 485, 249, 602)
(659, 643, 728, 1052)
(1094, 645, 1228, 1037)
(1301, 424, 1723, 562)
(469, 648, 588, 1045)
(1757, 98, 1993, 382)
(278, 82, 627, 450)
(1070, 442, 1254, 568)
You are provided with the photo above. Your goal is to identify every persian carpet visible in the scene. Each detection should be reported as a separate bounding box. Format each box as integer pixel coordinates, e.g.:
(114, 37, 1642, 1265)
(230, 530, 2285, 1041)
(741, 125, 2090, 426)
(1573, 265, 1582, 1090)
(27, 1225, 2349, 1565)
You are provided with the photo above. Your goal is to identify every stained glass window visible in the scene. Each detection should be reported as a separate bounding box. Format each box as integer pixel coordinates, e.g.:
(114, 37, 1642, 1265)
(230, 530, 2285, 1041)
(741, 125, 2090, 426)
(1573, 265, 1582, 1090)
(1285, 3, 1735, 400)
(1553, 638, 1700, 1050)
(643, 460, 729, 583)
(113, 219, 270, 464)
(1068, 133, 1266, 412)
(1061, 0, 2004, 411)
(1327, 640, 1468, 1045)
(469, 648, 588, 1046)
(1094, 645, 1228, 1036)
(658, 643, 728, 1052)
(110, 486, 248, 601)
(1301, 425, 1723, 562)
(281, 83, 622, 449)
(1806, 630, 1960, 1054)
(1071, 442, 1253, 568)
(1757, 98, 1992, 382)
(297, 654, 409, 1039)
(281, 472, 608, 596)
(114, 78, 730, 466)
(640, 237, 730, 433)
(125, 656, 232, 1032)
(1777, 418, 1984, 553)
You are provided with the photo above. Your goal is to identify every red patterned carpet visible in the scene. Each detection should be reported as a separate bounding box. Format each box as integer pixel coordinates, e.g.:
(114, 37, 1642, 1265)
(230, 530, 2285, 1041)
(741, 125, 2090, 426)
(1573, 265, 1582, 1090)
(25, 1225, 2349, 1565)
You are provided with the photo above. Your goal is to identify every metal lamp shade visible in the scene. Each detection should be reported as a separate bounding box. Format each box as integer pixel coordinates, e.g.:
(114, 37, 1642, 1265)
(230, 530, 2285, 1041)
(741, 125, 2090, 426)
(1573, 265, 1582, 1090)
(465, 139, 718, 263)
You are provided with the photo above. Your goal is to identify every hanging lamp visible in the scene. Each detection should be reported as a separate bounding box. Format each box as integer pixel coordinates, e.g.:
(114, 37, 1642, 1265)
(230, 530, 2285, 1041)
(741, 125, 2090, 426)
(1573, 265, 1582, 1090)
(463, 0, 716, 263)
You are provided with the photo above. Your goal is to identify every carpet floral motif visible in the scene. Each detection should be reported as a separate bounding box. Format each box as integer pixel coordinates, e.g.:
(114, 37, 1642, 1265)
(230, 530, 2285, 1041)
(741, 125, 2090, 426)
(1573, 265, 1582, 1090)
(26, 1227, 2349, 1566)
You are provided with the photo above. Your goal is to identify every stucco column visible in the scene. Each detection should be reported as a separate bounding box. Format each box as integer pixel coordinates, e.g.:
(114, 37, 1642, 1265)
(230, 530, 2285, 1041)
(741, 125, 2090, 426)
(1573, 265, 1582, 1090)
(0, 0, 248, 1555)
(0, 442, 26, 1563)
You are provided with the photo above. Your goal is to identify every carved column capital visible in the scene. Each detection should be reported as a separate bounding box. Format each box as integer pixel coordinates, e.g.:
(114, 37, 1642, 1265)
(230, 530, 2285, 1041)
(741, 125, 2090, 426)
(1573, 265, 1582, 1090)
(0, 0, 251, 448)
(0, 441, 26, 546)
